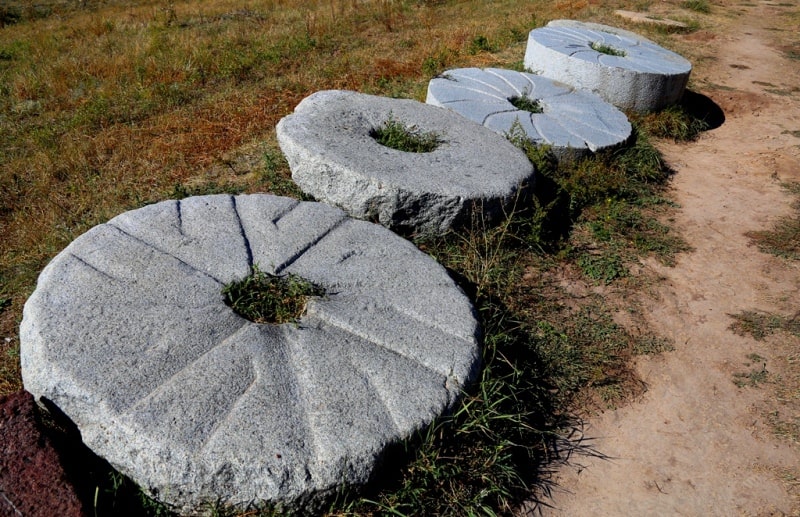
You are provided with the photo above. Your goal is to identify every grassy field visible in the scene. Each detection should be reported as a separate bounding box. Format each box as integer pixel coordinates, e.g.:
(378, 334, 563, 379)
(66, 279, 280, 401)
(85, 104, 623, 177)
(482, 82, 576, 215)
(0, 0, 704, 514)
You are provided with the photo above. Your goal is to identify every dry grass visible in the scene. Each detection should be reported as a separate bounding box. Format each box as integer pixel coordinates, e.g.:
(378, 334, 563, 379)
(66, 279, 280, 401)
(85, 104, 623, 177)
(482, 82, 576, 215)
(745, 183, 800, 261)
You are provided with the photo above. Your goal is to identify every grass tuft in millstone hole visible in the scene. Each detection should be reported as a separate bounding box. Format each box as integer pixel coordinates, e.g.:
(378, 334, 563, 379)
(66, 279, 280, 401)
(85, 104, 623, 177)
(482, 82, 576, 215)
(223, 266, 325, 324)
(590, 42, 626, 57)
(371, 114, 442, 153)
(508, 95, 544, 114)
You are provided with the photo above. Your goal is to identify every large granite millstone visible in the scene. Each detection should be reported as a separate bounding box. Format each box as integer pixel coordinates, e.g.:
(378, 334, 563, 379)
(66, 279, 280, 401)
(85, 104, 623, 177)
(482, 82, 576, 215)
(524, 20, 692, 112)
(276, 90, 535, 236)
(426, 67, 631, 158)
(20, 194, 481, 513)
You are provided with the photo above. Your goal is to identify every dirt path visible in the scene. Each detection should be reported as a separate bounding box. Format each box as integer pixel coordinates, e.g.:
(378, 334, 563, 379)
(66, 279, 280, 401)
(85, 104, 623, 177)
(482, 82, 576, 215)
(541, 2, 800, 515)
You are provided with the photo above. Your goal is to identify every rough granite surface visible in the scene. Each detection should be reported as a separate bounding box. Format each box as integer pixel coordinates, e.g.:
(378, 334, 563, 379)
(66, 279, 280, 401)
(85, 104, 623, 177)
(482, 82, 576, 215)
(276, 90, 535, 235)
(524, 20, 692, 112)
(426, 67, 631, 157)
(20, 194, 482, 513)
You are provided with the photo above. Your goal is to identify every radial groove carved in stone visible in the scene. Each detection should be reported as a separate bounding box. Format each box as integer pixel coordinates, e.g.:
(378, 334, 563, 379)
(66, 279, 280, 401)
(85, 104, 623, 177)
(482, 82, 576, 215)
(20, 194, 481, 513)
(426, 67, 631, 157)
(524, 20, 692, 112)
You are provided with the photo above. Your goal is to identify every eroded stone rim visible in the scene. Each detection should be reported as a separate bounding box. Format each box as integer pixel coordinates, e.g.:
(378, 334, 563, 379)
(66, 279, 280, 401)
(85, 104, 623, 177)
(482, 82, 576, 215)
(425, 67, 632, 154)
(20, 193, 481, 512)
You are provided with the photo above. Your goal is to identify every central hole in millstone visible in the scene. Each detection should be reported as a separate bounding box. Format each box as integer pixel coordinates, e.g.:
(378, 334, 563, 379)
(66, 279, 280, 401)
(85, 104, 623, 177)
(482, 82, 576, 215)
(222, 266, 326, 324)
(590, 41, 627, 57)
(370, 115, 442, 153)
(508, 95, 544, 114)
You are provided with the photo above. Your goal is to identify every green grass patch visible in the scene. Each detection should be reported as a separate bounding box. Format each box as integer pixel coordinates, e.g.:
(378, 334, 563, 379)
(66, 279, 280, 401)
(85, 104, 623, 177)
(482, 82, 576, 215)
(733, 367, 768, 388)
(222, 266, 325, 325)
(633, 334, 676, 355)
(503, 118, 686, 279)
(371, 116, 442, 153)
(729, 310, 800, 341)
(576, 251, 628, 284)
(590, 42, 626, 57)
(681, 0, 711, 13)
(168, 182, 247, 200)
(581, 197, 690, 267)
(733, 353, 769, 388)
(0, 7, 22, 27)
(746, 182, 800, 260)
(257, 148, 305, 199)
(628, 104, 710, 142)
(468, 34, 494, 54)
(766, 87, 798, 96)
(508, 95, 544, 114)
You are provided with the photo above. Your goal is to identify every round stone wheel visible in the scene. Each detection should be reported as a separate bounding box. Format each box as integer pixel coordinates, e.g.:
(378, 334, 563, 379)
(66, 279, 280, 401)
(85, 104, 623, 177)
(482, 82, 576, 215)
(426, 67, 631, 158)
(20, 194, 481, 513)
(524, 20, 692, 112)
(276, 90, 535, 236)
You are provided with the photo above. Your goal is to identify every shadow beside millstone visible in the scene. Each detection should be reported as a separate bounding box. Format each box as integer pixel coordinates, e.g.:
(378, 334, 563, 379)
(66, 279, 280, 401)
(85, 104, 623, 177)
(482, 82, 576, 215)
(681, 89, 726, 131)
(36, 397, 172, 516)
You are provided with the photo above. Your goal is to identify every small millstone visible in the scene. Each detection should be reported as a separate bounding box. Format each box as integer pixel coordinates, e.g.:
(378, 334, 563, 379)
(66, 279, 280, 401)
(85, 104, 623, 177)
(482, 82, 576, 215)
(20, 194, 481, 514)
(276, 90, 535, 236)
(524, 20, 692, 112)
(426, 67, 631, 158)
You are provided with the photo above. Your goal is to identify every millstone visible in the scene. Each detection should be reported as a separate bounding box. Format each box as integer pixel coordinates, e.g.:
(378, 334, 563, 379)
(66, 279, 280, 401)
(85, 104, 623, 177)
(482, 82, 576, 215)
(276, 90, 535, 236)
(426, 67, 631, 158)
(524, 20, 692, 112)
(20, 194, 481, 513)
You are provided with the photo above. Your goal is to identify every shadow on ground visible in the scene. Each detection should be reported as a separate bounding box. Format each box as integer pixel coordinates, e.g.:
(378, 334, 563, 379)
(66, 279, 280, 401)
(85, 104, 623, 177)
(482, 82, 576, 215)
(682, 90, 726, 131)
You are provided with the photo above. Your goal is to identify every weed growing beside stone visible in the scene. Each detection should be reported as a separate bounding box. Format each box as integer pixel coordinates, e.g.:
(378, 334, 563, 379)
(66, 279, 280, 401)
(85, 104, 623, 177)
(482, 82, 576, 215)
(628, 104, 710, 142)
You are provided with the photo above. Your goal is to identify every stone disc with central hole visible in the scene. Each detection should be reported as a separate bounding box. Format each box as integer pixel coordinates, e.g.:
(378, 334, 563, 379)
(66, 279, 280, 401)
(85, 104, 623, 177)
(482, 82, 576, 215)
(425, 67, 631, 158)
(524, 20, 692, 112)
(276, 90, 535, 236)
(20, 194, 481, 513)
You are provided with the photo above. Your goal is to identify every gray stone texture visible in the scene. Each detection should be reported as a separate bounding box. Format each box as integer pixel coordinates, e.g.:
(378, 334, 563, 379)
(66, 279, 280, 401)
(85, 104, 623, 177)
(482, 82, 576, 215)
(276, 90, 535, 236)
(524, 20, 692, 112)
(20, 194, 481, 513)
(426, 67, 631, 158)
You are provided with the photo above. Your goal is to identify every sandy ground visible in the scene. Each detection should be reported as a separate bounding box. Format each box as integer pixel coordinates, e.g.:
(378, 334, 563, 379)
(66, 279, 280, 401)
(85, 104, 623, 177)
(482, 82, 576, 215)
(539, 1, 800, 515)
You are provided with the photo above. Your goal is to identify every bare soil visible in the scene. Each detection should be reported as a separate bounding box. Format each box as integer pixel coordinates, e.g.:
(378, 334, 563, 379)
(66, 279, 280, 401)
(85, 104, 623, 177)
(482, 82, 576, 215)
(540, 1, 800, 515)
(0, 391, 87, 517)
